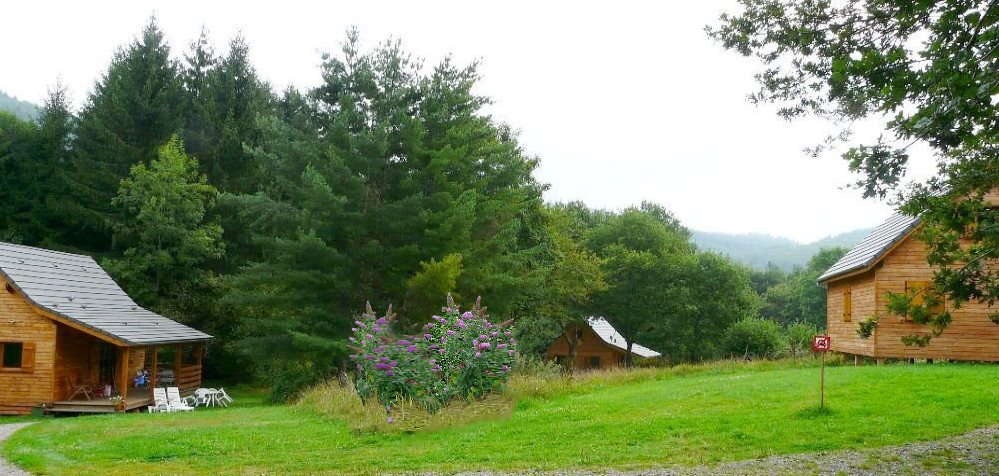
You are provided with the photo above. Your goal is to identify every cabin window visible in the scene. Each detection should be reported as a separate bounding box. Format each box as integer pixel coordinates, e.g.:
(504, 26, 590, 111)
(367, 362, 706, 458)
(1, 342, 24, 369)
(843, 289, 852, 322)
(905, 281, 944, 317)
(589, 356, 601, 368)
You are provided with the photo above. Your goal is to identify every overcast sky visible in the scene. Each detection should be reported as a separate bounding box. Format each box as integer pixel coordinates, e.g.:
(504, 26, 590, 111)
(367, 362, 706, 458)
(1, 1, 935, 242)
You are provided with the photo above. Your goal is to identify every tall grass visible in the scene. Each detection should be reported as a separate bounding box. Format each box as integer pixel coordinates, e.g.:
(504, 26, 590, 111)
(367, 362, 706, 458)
(298, 356, 835, 433)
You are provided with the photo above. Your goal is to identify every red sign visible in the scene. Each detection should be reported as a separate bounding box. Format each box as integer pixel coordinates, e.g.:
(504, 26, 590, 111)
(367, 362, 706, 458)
(812, 335, 831, 352)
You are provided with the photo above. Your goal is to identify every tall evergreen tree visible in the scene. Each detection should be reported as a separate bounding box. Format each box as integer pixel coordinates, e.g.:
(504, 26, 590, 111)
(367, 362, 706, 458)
(67, 17, 184, 251)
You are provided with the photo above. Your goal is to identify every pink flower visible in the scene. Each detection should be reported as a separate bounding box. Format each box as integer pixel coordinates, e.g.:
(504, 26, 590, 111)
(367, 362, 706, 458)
(475, 351, 481, 358)
(462, 311, 474, 319)
(478, 342, 491, 350)
(447, 330, 456, 336)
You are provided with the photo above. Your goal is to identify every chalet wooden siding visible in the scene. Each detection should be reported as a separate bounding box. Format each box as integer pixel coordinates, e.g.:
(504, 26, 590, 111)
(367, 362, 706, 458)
(872, 235, 999, 361)
(0, 277, 56, 414)
(820, 203, 999, 362)
(825, 271, 875, 356)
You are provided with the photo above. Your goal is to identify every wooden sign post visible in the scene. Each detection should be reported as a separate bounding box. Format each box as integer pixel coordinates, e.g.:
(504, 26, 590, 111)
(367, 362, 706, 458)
(812, 335, 831, 408)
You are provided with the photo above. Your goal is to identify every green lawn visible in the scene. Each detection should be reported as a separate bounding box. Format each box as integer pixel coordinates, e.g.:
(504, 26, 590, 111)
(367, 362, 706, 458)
(3, 363, 997, 475)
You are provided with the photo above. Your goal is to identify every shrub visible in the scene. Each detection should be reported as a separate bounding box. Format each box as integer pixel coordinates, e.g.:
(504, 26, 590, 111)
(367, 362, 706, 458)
(722, 317, 787, 359)
(349, 294, 516, 413)
(784, 321, 820, 357)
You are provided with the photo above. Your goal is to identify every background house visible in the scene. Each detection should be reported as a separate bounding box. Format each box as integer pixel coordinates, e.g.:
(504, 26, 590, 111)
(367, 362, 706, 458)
(0, 242, 211, 414)
(546, 317, 661, 369)
(818, 194, 999, 362)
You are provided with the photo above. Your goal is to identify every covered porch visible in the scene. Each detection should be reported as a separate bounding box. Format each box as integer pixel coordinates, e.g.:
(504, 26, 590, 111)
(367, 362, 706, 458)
(50, 323, 205, 414)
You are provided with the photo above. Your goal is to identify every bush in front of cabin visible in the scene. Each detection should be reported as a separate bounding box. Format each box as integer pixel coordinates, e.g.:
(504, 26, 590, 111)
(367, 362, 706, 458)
(424, 295, 516, 401)
(722, 317, 787, 359)
(349, 295, 516, 414)
(784, 321, 820, 357)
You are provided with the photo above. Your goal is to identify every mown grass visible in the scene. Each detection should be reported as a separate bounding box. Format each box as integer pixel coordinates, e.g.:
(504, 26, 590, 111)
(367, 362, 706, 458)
(3, 361, 997, 475)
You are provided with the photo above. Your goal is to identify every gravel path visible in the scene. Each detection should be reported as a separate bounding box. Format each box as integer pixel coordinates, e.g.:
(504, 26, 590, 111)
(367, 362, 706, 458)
(0, 423, 34, 476)
(443, 426, 998, 476)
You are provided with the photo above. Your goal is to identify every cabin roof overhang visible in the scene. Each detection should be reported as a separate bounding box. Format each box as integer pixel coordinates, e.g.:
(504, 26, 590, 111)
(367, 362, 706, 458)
(0, 242, 212, 347)
(817, 213, 921, 285)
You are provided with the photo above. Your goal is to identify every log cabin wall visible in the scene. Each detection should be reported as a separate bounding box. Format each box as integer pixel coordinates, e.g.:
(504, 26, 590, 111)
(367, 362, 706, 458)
(873, 235, 999, 361)
(547, 326, 626, 369)
(0, 278, 56, 414)
(52, 325, 100, 401)
(825, 271, 877, 356)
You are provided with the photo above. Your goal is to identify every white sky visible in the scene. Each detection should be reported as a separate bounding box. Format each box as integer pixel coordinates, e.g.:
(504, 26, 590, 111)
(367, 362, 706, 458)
(1, 1, 936, 242)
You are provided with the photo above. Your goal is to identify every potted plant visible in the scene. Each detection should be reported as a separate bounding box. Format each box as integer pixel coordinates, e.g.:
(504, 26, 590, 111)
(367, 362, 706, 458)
(110, 394, 126, 412)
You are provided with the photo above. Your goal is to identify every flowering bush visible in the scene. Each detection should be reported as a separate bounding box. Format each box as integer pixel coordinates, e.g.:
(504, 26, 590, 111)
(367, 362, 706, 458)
(349, 294, 515, 414)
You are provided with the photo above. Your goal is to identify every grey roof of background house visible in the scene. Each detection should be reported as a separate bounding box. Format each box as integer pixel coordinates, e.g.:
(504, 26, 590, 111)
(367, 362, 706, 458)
(817, 213, 921, 283)
(0, 242, 211, 346)
(587, 317, 661, 358)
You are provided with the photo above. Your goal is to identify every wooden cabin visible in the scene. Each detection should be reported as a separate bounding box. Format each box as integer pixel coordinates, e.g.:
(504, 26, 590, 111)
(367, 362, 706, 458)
(0, 242, 211, 414)
(546, 317, 661, 369)
(817, 197, 999, 362)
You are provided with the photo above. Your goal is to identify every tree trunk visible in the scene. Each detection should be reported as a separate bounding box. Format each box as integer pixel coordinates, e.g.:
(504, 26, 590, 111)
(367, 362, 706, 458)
(625, 341, 634, 368)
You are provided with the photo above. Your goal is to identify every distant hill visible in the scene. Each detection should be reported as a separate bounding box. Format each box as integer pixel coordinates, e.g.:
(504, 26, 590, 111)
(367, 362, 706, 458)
(0, 90, 40, 121)
(691, 228, 870, 271)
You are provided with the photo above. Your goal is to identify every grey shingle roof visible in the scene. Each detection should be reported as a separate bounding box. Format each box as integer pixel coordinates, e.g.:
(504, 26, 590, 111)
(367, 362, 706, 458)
(0, 242, 212, 346)
(587, 317, 661, 358)
(817, 213, 921, 283)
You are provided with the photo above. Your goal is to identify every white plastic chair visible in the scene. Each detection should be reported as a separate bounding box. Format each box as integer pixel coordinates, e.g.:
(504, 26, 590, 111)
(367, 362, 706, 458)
(147, 388, 171, 413)
(216, 387, 233, 406)
(166, 387, 195, 412)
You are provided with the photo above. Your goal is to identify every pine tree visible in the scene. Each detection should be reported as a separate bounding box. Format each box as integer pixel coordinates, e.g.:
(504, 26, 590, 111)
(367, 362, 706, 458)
(67, 17, 184, 251)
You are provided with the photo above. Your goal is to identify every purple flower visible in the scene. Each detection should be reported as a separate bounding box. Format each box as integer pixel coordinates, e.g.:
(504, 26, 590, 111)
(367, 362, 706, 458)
(439, 336, 447, 343)
(385, 370, 394, 376)
(425, 322, 436, 328)
(375, 363, 391, 370)
(462, 311, 474, 319)
(475, 351, 482, 358)
(491, 331, 498, 337)
(397, 339, 411, 346)
(388, 417, 393, 423)
(505, 331, 512, 336)
(456, 320, 466, 328)
(478, 342, 491, 350)
(365, 334, 374, 340)
(348, 336, 356, 343)
(377, 317, 387, 325)
(479, 334, 488, 340)
(429, 359, 437, 366)
(508, 350, 514, 356)
(354, 320, 363, 326)
(502, 365, 510, 371)
(447, 330, 455, 336)
(439, 349, 446, 354)
(390, 360, 398, 367)
(373, 346, 385, 353)
(405, 345, 418, 353)
(364, 355, 375, 360)
(380, 357, 389, 363)
(356, 364, 362, 370)
(424, 334, 433, 340)
(349, 354, 358, 359)
(372, 325, 381, 333)
(497, 343, 507, 349)
(351, 327, 358, 333)
(429, 344, 440, 350)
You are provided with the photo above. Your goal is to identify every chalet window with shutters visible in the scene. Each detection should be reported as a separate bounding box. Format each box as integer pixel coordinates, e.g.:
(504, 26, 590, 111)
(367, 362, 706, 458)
(843, 289, 852, 322)
(0, 342, 34, 372)
(905, 281, 944, 318)
(1, 342, 24, 368)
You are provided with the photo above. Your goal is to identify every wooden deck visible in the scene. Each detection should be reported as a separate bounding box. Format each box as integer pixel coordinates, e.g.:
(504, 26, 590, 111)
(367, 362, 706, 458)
(48, 388, 153, 413)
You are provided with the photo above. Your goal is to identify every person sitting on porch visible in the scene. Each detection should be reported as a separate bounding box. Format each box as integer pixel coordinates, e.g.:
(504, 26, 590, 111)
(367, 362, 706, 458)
(133, 370, 149, 388)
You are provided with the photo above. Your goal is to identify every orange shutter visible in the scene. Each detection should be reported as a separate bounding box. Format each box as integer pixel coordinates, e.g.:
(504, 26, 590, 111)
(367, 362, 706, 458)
(21, 342, 35, 373)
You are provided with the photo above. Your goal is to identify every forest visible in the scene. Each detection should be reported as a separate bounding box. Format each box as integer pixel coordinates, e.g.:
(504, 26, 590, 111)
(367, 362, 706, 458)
(0, 19, 846, 399)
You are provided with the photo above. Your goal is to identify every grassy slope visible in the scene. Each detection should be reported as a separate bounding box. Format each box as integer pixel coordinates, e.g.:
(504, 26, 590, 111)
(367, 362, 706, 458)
(3, 363, 997, 475)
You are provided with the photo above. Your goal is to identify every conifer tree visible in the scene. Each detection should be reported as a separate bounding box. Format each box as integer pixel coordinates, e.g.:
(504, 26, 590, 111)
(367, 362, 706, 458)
(67, 17, 184, 250)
